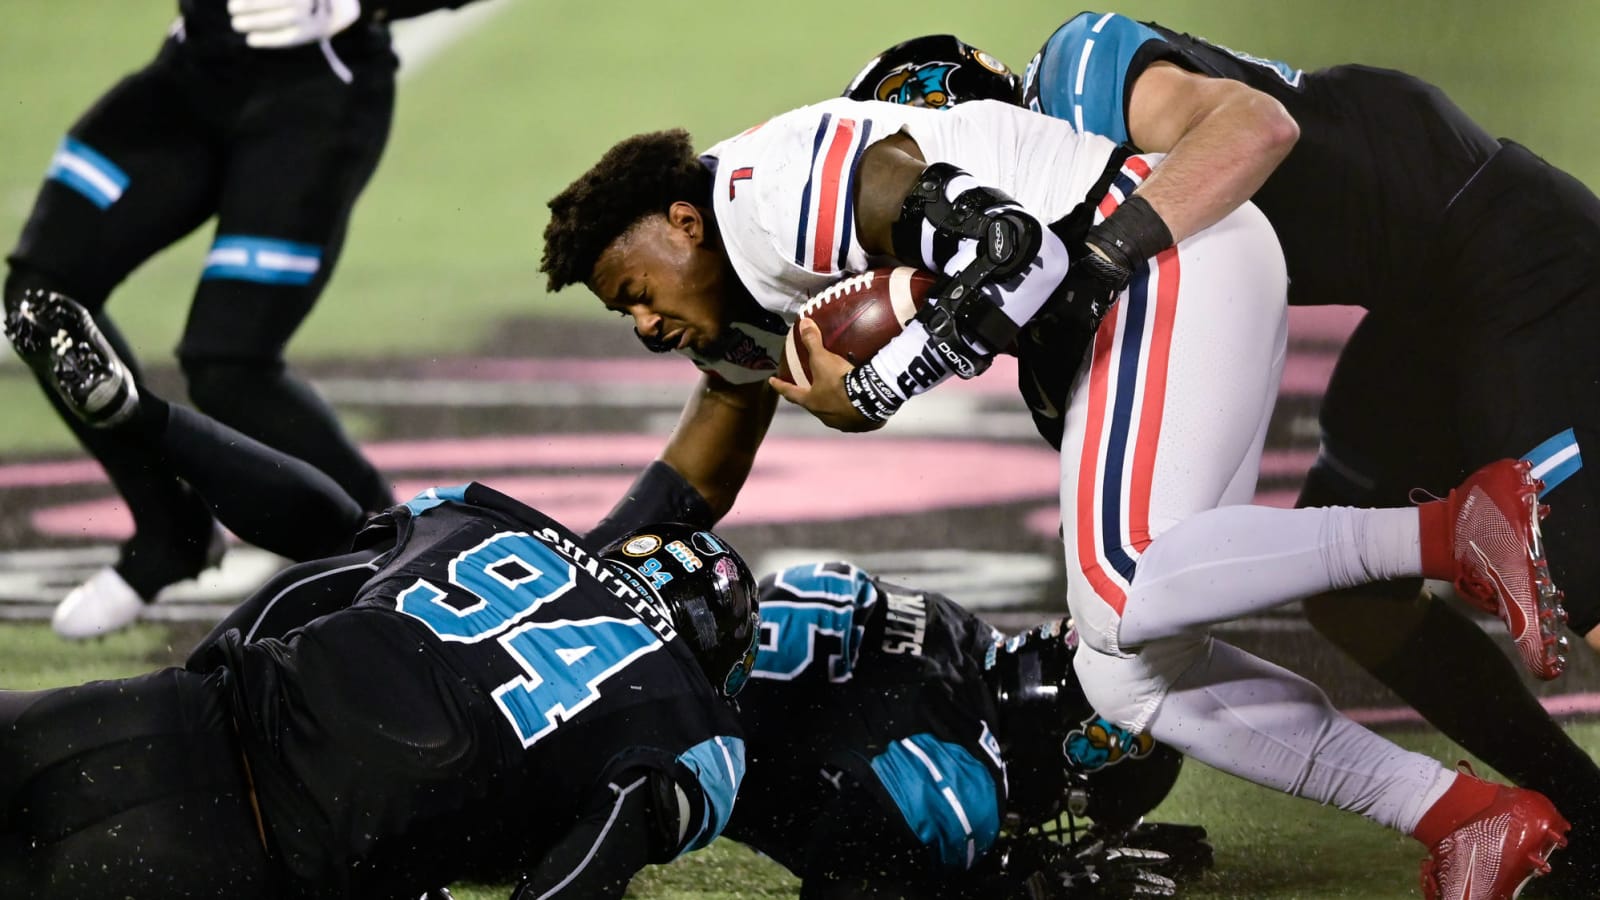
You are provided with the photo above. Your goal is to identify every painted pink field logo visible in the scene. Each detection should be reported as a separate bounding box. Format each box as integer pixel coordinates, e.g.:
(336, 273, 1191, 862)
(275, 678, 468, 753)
(16, 433, 1069, 540)
(3, 307, 1363, 543)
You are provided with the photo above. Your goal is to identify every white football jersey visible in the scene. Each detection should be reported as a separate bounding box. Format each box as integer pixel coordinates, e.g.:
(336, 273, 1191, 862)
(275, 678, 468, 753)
(702, 97, 1124, 325)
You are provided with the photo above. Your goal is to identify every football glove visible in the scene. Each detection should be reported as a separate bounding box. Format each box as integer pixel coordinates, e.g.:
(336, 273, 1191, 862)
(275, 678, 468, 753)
(228, 0, 361, 48)
(1001, 832, 1180, 899)
(1098, 821, 1214, 878)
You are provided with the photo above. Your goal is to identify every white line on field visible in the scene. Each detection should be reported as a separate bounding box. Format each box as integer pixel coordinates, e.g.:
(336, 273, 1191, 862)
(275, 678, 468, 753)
(390, 0, 517, 81)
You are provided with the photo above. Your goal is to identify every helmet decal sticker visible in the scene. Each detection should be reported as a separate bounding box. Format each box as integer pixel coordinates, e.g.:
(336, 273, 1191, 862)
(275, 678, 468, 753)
(622, 534, 662, 556)
(973, 50, 1009, 74)
(665, 539, 703, 572)
(1063, 714, 1158, 772)
(692, 531, 729, 556)
(876, 61, 960, 108)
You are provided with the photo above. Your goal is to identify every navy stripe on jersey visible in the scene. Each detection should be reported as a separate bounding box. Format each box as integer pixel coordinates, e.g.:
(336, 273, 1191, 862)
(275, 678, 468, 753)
(1030, 12, 1165, 143)
(1100, 263, 1155, 582)
(836, 119, 874, 270)
(793, 112, 834, 267)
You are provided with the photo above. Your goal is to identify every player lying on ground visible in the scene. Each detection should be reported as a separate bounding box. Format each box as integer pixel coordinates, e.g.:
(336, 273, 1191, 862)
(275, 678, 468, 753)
(0, 475, 759, 898)
(10, 293, 1203, 899)
(540, 93, 1570, 896)
(730, 560, 1210, 899)
(841, 27, 1600, 895)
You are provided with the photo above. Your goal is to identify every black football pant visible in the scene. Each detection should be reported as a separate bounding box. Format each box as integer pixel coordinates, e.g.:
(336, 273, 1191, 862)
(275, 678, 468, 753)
(5, 36, 396, 596)
(1298, 140, 1600, 864)
(139, 395, 367, 563)
(0, 669, 273, 899)
(1306, 141, 1600, 634)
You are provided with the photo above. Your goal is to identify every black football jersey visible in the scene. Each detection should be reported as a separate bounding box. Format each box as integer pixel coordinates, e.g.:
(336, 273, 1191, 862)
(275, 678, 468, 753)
(195, 483, 744, 897)
(1025, 12, 1502, 313)
(724, 561, 1007, 876)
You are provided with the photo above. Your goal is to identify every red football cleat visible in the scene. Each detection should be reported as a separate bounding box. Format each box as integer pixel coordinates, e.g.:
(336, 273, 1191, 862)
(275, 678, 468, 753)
(1421, 459, 1569, 680)
(1418, 768, 1570, 900)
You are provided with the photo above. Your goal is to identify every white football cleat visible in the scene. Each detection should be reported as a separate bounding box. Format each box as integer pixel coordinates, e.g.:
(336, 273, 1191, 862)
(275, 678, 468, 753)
(52, 567, 146, 639)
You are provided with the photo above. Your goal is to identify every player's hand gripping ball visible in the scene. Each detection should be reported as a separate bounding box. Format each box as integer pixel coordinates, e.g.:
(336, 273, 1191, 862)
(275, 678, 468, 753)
(777, 267, 938, 387)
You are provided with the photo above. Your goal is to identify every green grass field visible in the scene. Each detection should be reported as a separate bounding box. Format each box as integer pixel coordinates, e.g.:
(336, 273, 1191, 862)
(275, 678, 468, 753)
(4, 1, 1600, 896)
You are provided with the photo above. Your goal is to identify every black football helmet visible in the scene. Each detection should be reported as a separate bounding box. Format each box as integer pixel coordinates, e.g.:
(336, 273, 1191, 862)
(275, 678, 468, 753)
(987, 619, 1184, 831)
(843, 34, 1023, 110)
(599, 523, 760, 701)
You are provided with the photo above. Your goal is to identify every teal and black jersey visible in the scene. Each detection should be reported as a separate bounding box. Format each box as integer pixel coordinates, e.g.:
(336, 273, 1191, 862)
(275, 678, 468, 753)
(1024, 11, 1501, 312)
(194, 483, 744, 898)
(725, 562, 1006, 878)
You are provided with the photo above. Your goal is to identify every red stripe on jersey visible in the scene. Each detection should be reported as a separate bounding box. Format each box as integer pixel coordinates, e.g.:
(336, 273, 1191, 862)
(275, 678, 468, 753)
(1125, 247, 1181, 555)
(1076, 317, 1128, 614)
(810, 119, 857, 273)
(729, 167, 754, 200)
(1125, 155, 1153, 179)
(1096, 190, 1120, 220)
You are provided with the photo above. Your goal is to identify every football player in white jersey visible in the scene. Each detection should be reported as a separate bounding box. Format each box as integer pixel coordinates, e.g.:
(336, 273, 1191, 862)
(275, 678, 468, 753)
(542, 98, 1570, 895)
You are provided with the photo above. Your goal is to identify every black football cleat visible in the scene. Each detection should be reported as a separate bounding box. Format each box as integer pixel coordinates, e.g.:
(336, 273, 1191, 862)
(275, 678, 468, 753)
(5, 289, 138, 428)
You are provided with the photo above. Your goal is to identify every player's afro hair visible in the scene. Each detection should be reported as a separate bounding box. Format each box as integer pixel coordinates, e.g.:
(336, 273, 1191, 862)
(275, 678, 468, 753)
(541, 129, 713, 292)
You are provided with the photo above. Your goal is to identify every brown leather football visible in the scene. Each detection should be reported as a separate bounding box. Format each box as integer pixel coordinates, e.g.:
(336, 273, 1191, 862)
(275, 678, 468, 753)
(777, 267, 938, 387)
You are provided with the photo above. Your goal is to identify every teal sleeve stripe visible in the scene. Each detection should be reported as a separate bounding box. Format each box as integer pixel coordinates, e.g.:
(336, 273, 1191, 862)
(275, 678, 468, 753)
(675, 735, 746, 853)
(1033, 11, 1166, 144)
(402, 484, 471, 515)
(869, 733, 1000, 870)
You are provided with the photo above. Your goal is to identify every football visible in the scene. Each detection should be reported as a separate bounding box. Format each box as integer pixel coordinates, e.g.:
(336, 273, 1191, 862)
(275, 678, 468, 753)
(778, 267, 938, 388)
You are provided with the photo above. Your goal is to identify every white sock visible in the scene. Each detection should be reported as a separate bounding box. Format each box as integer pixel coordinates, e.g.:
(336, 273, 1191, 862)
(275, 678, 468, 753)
(1319, 506, 1423, 589)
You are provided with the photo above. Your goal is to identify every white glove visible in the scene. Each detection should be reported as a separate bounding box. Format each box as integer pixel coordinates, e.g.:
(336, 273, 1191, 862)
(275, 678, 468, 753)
(228, 0, 361, 48)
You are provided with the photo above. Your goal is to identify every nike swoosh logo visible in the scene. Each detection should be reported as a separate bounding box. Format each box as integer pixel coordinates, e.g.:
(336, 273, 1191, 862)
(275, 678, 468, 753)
(1459, 844, 1476, 899)
(1470, 541, 1528, 640)
(1025, 366, 1061, 419)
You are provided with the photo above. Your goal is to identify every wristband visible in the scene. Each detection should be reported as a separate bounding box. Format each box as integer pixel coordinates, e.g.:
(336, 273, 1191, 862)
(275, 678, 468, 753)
(843, 366, 903, 423)
(1083, 195, 1174, 286)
